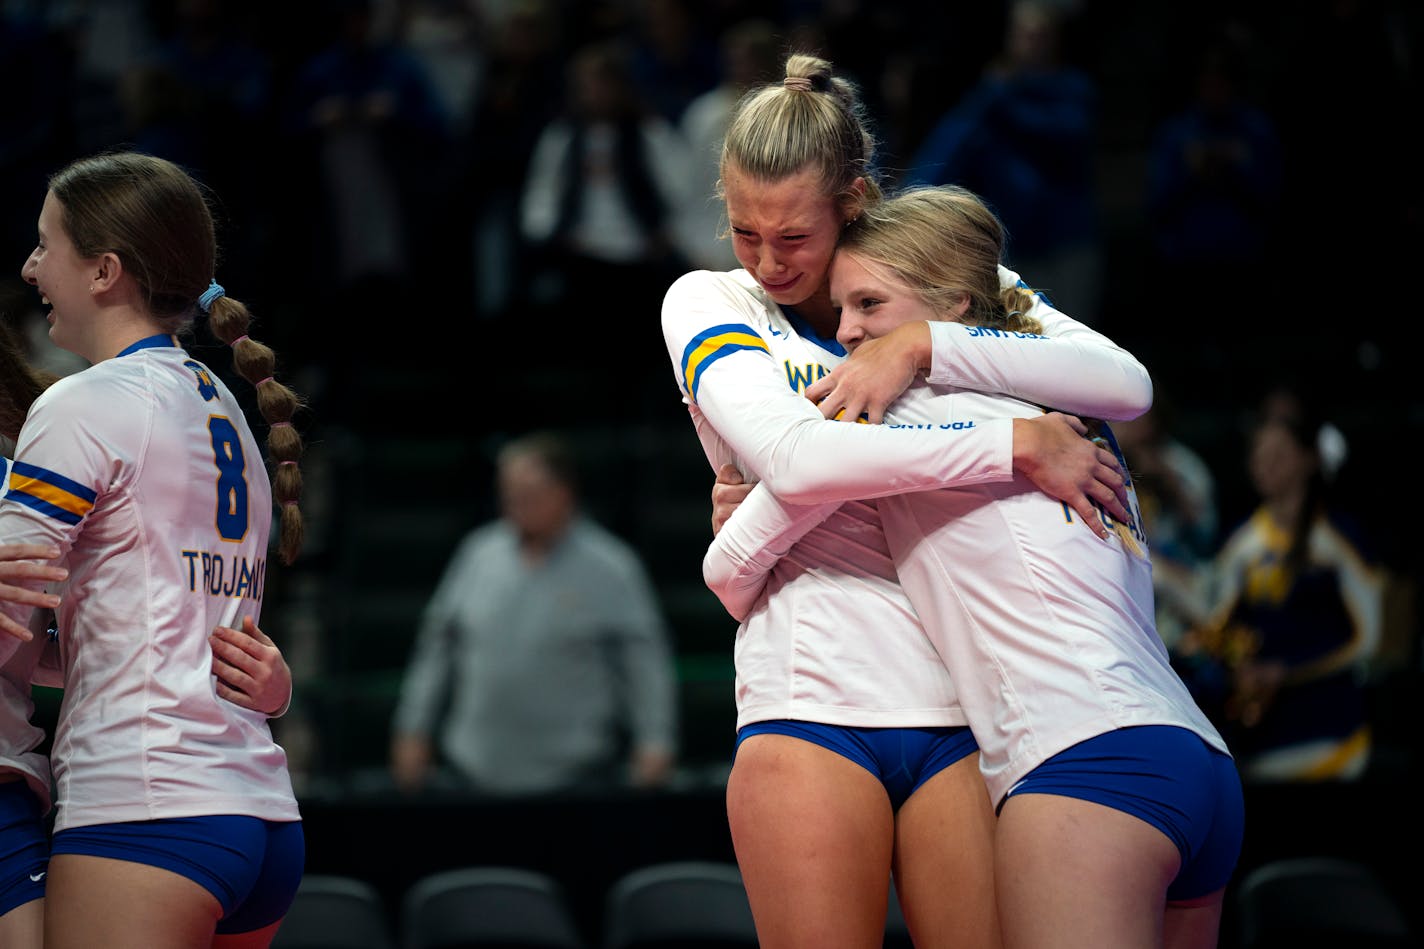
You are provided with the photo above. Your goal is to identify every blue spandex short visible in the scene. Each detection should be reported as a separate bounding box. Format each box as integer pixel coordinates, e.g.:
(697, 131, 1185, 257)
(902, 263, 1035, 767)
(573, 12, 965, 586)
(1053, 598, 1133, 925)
(1003, 726, 1244, 901)
(51, 816, 305, 933)
(737, 720, 979, 810)
(0, 781, 48, 917)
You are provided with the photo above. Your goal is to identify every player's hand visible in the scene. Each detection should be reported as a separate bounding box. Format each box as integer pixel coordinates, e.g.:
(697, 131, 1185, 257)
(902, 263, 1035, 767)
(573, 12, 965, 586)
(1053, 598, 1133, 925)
(805, 321, 931, 424)
(0, 544, 65, 640)
(711, 464, 753, 535)
(1229, 659, 1287, 728)
(211, 616, 292, 716)
(1012, 414, 1130, 539)
(391, 733, 434, 794)
(629, 746, 676, 788)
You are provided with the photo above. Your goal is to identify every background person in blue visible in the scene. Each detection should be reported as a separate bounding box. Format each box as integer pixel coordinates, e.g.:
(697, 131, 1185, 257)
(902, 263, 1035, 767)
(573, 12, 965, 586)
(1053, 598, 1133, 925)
(903, 0, 1101, 325)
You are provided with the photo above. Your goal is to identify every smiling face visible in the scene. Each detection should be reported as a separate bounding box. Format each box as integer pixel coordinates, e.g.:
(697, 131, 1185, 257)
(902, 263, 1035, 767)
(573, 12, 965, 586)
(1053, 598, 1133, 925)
(723, 163, 855, 332)
(21, 190, 99, 357)
(830, 249, 946, 351)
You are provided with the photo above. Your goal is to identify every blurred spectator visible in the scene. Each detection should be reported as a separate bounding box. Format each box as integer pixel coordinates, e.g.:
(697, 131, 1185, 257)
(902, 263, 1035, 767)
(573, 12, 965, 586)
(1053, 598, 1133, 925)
(519, 38, 695, 307)
(395, 0, 488, 140)
(139, 0, 274, 147)
(282, 0, 451, 293)
(784, 1, 987, 180)
(1145, 24, 1282, 313)
(1114, 394, 1220, 650)
(675, 17, 780, 272)
(119, 1, 277, 292)
(904, 0, 1102, 323)
(58, 0, 160, 152)
(624, 0, 721, 124)
(391, 0, 493, 317)
(519, 37, 695, 412)
(1175, 383, 1385, 785)
(390, 431, 679, 796)
(462, 0, 566, 319)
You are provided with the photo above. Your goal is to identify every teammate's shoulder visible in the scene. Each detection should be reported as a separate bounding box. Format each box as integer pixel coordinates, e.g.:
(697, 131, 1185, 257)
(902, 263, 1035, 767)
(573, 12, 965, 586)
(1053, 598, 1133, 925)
(665, 268, 763, 305)
(45, 352, 187, 410)
(32, 366, 110, 412)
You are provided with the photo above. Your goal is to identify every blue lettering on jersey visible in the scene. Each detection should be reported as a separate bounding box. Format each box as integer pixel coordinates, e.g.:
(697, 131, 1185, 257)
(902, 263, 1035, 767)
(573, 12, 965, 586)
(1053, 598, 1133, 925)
(782, 359, 871, 421)
(886, 421, 977, 432)
(965, 326, 1046, 340)
(1059, 498, 1149, 558)
(784, 361, 828, 392)
(181, 550, 266, 602)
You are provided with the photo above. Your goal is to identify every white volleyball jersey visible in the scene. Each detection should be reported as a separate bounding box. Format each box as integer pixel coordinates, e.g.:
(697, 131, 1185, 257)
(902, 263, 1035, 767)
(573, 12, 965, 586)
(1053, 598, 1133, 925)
(665, 270, 963, 728)
(0, 634, 51, 811)
(706, 374, 1226, 801)
(878, 385, 1228, 802)
(0, 335, 299, 832)
(664, 268, 1154, 730)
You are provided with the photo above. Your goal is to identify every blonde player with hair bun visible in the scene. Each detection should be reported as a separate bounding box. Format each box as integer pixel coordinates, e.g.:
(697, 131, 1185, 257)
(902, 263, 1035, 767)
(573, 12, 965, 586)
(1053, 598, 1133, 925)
(705, 183, 1243, 948)
(664, 50, 1162, 948)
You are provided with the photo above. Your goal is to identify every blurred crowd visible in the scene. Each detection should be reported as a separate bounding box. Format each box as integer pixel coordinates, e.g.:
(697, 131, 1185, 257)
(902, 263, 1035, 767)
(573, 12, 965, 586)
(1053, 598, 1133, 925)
(1, 0, 1420, 797)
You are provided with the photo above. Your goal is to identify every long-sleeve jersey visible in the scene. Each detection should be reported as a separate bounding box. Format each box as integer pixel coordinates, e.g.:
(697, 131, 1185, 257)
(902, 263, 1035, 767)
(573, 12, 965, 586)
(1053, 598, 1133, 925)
(707, 376, 1228, 802)
(663, 266, 1152, 730)
(0, 336, 299, 832)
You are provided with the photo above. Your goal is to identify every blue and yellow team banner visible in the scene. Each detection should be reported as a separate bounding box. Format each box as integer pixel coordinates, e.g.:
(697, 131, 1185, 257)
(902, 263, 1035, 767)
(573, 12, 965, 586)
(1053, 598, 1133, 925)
(6, 460, 96, 525)
(681, 324, 769, 402)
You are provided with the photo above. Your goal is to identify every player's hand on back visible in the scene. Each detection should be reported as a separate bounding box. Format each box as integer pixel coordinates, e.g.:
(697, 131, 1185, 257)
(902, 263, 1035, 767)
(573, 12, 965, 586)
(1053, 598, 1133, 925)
(1012, 413, 1130, 539)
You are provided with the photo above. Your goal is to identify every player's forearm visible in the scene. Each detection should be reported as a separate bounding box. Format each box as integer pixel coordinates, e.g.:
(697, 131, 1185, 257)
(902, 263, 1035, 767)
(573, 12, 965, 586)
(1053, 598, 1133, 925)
(703, 484, 835, 620)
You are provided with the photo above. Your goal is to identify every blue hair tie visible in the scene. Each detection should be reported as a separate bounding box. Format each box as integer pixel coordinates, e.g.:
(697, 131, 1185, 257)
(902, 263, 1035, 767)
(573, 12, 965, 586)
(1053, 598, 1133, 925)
(198, 280, 225, 313)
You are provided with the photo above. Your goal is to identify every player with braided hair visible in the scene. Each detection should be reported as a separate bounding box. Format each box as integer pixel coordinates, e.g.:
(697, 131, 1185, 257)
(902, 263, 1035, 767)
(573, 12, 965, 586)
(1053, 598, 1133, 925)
(2, 149, 305, 948)
(199, 285, 304, 567)
(0, 314, 294, 947)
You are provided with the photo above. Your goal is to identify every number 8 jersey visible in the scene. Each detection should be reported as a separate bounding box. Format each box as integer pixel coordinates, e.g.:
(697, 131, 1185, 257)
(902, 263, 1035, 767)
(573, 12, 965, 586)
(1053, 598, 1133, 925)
(0, 334, 299, 833)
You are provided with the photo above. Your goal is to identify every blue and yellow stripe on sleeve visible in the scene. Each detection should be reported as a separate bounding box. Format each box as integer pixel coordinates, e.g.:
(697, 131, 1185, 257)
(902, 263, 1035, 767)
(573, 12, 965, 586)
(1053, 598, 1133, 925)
(681, 324, 769, 402)
(5, 461, 96, 525)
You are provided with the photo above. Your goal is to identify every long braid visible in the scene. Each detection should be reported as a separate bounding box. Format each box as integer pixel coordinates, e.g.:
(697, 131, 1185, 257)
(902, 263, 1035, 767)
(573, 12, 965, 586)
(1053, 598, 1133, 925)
(205, 295, 306, 566)
(46, 150, 309, 567)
